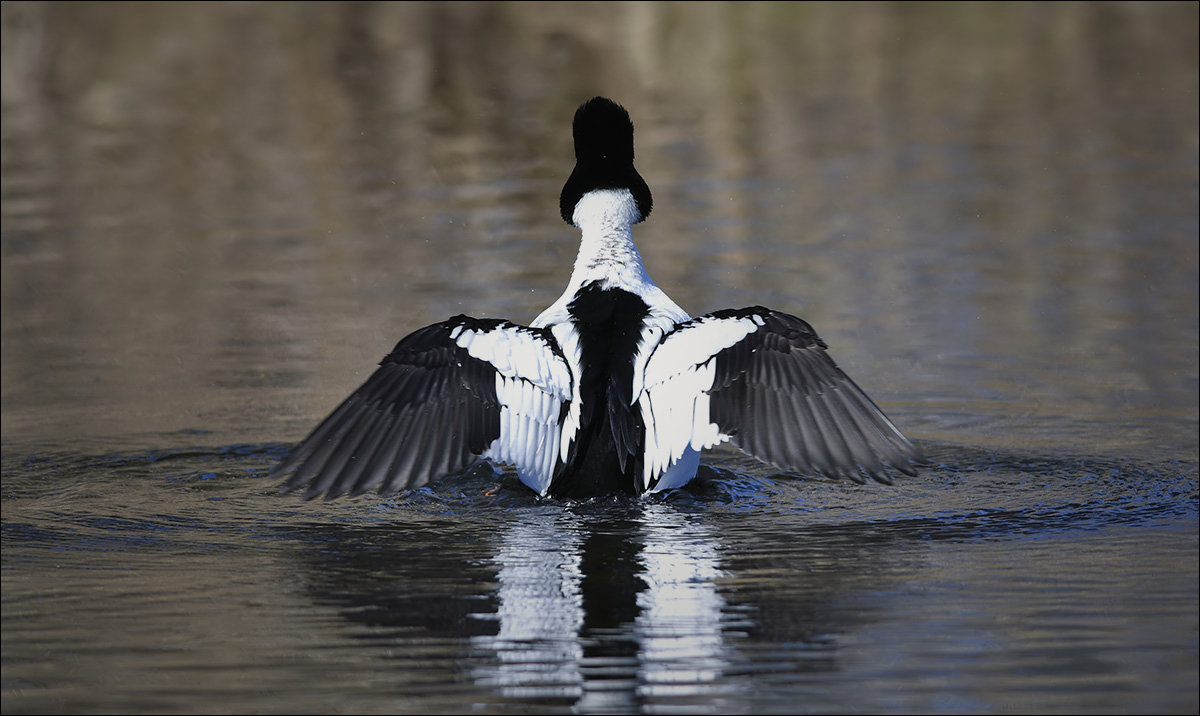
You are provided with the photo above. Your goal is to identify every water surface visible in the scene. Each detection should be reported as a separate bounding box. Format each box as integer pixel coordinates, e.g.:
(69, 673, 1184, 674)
(2, 3, 1197, 714)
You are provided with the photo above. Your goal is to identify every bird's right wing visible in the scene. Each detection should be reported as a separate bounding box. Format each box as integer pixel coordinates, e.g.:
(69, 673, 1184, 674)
(638, 307, 923, 490)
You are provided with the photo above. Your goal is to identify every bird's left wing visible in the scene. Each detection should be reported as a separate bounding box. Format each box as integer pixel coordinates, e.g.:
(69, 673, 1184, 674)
(273, 315, 573, 499)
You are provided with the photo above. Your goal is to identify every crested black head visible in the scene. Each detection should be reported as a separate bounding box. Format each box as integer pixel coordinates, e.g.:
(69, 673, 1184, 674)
(559, 97, 653, 225)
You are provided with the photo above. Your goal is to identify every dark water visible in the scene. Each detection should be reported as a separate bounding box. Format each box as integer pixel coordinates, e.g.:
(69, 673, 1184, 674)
(2, 3, 1197, 714)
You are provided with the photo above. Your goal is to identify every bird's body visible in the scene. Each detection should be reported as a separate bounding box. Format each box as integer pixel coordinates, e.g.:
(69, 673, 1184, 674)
(273, 97, 923, 500)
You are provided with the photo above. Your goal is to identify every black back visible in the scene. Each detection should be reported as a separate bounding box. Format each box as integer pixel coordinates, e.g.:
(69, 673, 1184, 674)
(550, 281, 651, 496)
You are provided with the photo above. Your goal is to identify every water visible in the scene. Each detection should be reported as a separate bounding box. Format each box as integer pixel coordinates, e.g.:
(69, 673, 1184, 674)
(2, 3, 1197, 713)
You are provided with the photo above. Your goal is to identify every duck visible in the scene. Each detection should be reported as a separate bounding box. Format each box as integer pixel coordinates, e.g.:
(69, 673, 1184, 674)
(273, 96, 923, 500)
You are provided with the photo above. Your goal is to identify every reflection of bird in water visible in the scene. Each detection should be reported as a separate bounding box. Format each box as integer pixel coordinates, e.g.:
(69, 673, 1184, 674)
(274, 97, 923, 500)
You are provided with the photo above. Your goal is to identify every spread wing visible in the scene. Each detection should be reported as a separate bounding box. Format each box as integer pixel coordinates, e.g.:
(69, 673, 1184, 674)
(273, 315, 573, 499)
(638, 307, 923, 489)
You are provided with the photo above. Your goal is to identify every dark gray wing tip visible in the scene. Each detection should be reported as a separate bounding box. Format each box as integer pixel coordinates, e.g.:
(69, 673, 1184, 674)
(701, 306, 925, 488)
(271, 317, 509, 501)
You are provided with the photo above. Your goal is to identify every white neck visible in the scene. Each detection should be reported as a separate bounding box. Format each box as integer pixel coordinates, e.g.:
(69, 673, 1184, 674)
(532, 189, 689, 329)
(564, 189, 651, 293)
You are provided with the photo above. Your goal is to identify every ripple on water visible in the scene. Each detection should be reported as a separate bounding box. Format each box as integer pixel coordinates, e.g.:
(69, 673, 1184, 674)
(1, 438, 1196, 714)
(2, 439, 1196, 544)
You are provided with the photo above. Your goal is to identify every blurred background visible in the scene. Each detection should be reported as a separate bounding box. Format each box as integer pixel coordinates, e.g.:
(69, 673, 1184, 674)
(3, 1, 1195, 458)
(2, 3, 1197, 714)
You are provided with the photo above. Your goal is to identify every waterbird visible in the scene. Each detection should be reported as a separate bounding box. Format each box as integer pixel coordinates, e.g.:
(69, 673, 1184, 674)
(273, 97, 923, 500)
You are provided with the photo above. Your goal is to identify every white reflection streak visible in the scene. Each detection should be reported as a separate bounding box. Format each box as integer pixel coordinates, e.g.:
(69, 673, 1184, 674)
(471, 509, 585, 698)
(633, 504, 730, 696)
(470, 504, 733, 706)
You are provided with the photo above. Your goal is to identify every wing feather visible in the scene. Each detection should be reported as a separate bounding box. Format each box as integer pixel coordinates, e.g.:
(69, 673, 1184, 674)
(273, 316, 572, 499)
(640, 307, 922, 485)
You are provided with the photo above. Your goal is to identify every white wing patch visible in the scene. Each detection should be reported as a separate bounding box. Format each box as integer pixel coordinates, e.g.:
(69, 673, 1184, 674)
(488, 373, 561, 494)
(630, 303, 691, 401)
(452, 323, 573, 495)
(549, 321, 584, 466)
(638, 314, 764, 490)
